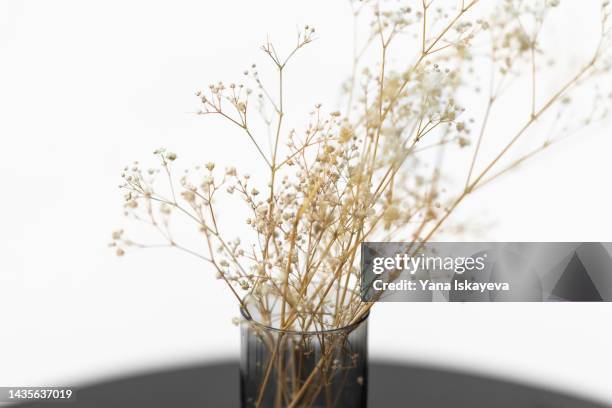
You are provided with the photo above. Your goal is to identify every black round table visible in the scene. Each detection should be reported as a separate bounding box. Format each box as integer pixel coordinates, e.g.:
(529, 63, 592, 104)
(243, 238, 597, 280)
(14, 361, 610, 407)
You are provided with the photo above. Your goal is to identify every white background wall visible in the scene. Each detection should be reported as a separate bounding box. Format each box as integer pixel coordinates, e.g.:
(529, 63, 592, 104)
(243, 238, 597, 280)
(1, 0, 611, 404)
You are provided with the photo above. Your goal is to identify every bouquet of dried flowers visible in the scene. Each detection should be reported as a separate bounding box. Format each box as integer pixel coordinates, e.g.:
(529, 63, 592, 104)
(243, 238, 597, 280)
(111, 1, 611, 406)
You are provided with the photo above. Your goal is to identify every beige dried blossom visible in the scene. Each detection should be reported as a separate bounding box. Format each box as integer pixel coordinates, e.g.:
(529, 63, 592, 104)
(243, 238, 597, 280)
(113, 0, 612, 335)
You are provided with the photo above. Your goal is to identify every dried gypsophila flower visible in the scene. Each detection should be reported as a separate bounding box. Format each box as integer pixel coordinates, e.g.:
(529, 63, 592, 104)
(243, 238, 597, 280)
(113, 1, 612, 333)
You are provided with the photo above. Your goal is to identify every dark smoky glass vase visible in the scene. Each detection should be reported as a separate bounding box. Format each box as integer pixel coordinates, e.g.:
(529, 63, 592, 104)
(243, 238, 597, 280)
(240, 308, 368, 408)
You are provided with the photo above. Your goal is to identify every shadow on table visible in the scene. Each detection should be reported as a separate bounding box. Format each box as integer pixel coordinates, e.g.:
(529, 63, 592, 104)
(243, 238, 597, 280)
(14, 361, 611, 408)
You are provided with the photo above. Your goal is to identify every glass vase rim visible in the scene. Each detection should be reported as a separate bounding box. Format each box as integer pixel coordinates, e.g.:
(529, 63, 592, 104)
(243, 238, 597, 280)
(239, 305, 370, 336)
